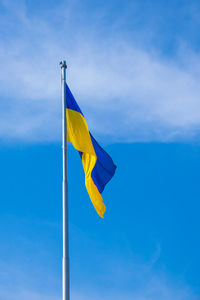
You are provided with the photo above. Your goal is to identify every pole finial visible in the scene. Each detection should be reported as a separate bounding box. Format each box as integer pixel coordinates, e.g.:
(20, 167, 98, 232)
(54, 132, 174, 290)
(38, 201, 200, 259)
(60, 60, 67, 69)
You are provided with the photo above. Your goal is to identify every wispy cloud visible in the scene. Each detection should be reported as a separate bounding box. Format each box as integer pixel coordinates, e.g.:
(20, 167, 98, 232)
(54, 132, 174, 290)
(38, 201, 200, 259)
(0, 0, 200, 143)
(0, 252, 199, 300)
(0, 215, 199, 300)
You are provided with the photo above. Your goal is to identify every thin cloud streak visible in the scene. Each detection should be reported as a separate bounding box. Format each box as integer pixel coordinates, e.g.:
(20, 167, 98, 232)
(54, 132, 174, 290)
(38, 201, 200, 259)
(0, 257, 199, 300)
(0, 216, 199, 300)
(0, 0, 200, 143)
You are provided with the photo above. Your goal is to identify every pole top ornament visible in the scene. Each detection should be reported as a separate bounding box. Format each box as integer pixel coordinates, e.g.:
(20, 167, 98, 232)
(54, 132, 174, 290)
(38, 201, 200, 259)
(60, 60, 67, 69)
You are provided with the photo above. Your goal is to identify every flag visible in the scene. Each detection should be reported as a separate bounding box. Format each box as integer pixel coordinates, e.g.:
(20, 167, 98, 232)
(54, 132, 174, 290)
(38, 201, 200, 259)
(66, 84, 116, 218)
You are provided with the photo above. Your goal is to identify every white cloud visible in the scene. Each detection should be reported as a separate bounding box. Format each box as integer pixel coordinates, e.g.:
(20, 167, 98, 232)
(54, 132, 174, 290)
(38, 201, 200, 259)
(0, 0, 200, 143)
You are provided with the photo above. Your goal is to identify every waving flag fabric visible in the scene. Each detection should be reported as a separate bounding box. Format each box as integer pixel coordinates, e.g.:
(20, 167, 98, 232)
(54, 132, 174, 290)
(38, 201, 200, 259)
(66, 84, 116, 218)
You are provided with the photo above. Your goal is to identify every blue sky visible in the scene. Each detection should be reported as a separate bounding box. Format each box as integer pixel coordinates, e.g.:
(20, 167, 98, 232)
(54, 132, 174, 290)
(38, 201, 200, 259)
(0, 0, 200, 299)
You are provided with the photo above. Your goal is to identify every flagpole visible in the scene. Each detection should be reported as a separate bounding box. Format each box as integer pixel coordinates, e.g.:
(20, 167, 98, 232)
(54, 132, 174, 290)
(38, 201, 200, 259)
(60, 60, 70, 300)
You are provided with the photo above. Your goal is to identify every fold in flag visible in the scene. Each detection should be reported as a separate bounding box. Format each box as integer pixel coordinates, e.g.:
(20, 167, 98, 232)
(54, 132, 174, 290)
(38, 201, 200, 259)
(66, 84, 116, 218)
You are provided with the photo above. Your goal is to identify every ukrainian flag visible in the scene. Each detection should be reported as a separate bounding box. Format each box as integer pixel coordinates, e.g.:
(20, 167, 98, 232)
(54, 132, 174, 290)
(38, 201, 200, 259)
(66, 84, 116, 218)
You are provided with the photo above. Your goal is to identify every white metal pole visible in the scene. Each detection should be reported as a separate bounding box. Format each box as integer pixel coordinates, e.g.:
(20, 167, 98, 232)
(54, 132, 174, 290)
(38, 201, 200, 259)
(60, 60, 69, 300)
